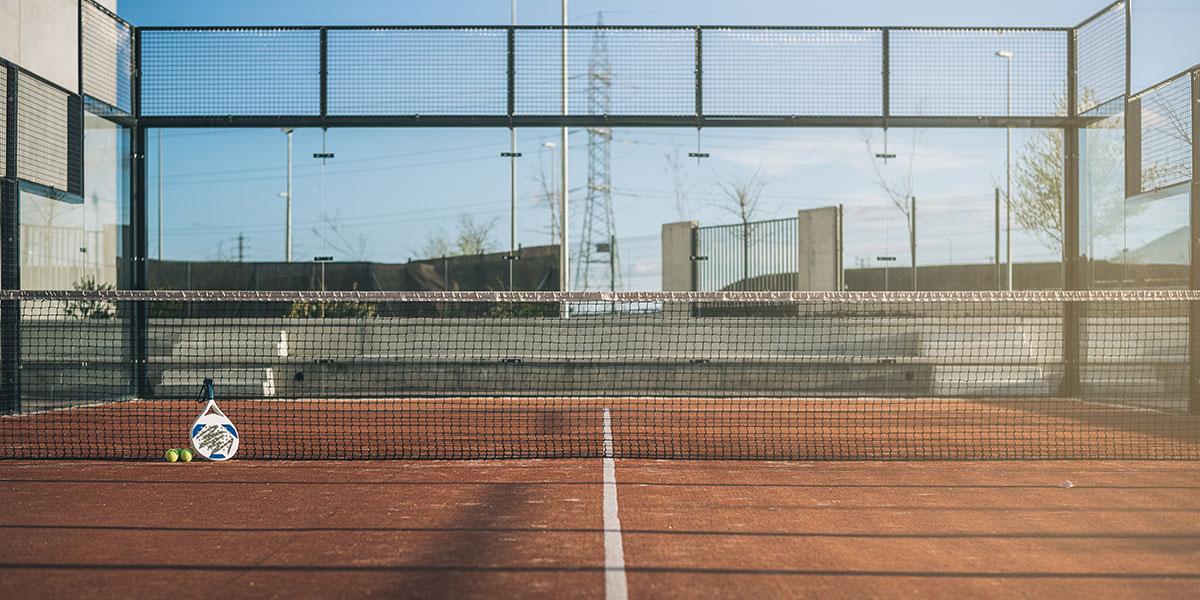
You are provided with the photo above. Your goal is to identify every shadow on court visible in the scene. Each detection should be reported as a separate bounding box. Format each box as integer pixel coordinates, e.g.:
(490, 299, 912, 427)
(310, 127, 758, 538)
(1, 460, 1198, 598)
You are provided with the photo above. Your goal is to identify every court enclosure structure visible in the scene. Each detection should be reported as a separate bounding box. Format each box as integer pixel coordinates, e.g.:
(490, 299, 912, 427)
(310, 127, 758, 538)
(0, 0, 1199, 459)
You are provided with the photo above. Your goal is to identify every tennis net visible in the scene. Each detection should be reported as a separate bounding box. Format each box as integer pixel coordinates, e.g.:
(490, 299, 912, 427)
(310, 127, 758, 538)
(1, 289, 1198, 460)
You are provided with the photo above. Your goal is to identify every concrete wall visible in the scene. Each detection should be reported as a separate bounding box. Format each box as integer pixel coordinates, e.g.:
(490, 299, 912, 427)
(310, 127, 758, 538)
(661, 221, 697, 291)
(797, 206, 843, 290)
(17, 314, 1189, 409)
(0, 0, 80, 92)
(147, 244, 561, 293)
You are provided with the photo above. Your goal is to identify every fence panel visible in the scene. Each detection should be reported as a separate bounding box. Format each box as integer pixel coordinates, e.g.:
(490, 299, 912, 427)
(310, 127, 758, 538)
(697, 217, 798, 291)
(890, 29, 1068, 118)
(81, 1, 135, 113)
(139, 29, 321, 117)
(1137, 74, 1193, 193)
(1076, 1, 1127, 115)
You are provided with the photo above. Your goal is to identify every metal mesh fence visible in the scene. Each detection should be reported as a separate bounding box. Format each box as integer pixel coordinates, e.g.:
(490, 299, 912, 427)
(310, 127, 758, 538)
(15, 73, 70, 191)
(136, 26, 1084, 121)
(81, 0, 135, 114)
(890, 29, 1068, 118)
(701, 28, 882, 117)
(327, 28, 507, 116)
(1075, 1, 1127, 115)
(1137, 73, 1193, 193)
(139, 29, 321, 117)
(515, 28, 695, 116)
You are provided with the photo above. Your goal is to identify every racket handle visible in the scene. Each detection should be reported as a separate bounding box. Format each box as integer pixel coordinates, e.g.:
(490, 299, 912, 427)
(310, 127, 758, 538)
(201, 378, 214, 402)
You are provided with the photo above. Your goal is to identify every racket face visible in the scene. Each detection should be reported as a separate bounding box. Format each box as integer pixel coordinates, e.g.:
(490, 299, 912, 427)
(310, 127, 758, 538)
(190, 404, 240, 461)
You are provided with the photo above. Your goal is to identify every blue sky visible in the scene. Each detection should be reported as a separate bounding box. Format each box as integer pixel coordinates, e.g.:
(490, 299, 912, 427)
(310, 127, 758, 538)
(116, 0, 1200, 291)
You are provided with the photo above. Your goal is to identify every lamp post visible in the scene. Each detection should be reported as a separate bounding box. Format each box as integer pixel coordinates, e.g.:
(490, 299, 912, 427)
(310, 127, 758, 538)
(281, 127, 293, 262)
(543, 142, 561, 280)
(560, 0, 569, 304)
(997, 50, 1013, 290)
(157, 129, 162, 261)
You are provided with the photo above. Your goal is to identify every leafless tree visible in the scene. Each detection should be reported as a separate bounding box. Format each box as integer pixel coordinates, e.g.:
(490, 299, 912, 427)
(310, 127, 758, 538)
(664, 142, 692, 221)
(863, 129, 920, 287)
(416, 213, 499, 259)
(312, 212, 368, 261)
(531, 154, 560, 244)
(709, 165, 775, 289)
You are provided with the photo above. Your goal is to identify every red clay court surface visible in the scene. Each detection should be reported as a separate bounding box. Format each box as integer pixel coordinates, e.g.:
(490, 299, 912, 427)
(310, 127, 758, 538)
(2, 459, 1199, 598)
(3, 397, 1198, 460)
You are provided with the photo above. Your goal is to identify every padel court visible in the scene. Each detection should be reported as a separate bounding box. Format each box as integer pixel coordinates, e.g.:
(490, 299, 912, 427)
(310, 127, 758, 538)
(3, 0, 1200, 597)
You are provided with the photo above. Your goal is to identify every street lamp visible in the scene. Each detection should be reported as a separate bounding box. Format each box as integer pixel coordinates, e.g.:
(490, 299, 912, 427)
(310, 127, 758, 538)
(281, 127, 293, 262)
(543, 141, 560, 262)
(996, 50, 1013, 291)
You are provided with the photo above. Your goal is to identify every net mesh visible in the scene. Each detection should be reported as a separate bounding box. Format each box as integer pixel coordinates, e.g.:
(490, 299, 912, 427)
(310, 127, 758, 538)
(1, 290, 1197, 460)
(0, 68, 7, 178)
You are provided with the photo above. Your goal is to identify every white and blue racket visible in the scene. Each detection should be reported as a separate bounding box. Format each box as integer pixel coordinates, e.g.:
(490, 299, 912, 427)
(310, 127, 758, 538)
(190, 378, 240, 461)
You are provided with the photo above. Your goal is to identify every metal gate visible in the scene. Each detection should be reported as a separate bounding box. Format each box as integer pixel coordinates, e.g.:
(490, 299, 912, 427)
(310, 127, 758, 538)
(695, 217, 799, 291)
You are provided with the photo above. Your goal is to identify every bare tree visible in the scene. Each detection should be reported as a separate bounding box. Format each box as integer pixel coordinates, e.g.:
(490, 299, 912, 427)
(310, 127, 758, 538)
(1142, 91, 1193, 191)
(709, 165, 775, 289)
(416, 213, 499, 259)
(863, 129, 920, 287)
(418, 227, 454, 260)
(664, 142, 691, 220)
(311, 212, 368, 261)
(455, 213, 499, 256)
(531, 153, 560, 244)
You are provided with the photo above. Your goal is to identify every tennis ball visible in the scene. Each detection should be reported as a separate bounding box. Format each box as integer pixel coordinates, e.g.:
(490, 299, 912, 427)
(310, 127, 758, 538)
(165, 448, 179, 463)
(179, 448, 193, 462)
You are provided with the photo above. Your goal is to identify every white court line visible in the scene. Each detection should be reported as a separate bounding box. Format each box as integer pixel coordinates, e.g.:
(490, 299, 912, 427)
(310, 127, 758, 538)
(602, 408, 629, 600)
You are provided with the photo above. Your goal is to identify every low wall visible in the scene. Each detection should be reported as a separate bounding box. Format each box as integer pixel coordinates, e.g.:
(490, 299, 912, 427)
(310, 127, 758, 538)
(15, 314, 1188, 409)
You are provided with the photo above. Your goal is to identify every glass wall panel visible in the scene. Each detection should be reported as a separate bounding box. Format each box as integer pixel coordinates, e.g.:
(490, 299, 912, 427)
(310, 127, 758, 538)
(1081, 100, 1187, 289)
(18, 111, 129, 290)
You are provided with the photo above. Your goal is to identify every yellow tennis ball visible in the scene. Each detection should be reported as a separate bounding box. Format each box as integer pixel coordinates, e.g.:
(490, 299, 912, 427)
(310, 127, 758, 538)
(165, 448, 179, 463)
(179, 448, 193, 462)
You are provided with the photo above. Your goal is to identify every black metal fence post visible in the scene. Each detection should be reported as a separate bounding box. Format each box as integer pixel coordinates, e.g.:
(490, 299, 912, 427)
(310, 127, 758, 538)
(1190, 69, 1200, 415)
(1062, 29, 1081, 397)
(2, 65, 20, 414)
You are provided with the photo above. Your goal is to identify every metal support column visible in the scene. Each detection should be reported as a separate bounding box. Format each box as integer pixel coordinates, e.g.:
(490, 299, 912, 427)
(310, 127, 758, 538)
(131, 31, 150, 398)
(1061, 32, 1080, 397)
(1190, 70, 1200, 415)
(2, 66, 20, 414)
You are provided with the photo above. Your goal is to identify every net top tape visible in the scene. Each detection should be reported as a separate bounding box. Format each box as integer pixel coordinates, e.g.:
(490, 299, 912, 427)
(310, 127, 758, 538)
(5, 290, 1200, 303)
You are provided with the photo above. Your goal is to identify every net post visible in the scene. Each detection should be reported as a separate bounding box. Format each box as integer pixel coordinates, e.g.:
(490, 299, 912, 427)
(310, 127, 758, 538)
(1061, 30, 1081, 398)
(1190, 69, 1200, 416)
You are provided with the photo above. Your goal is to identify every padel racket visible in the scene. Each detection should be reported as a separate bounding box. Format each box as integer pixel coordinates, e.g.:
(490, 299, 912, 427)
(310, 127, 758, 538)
(190, 378, 240, 461)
